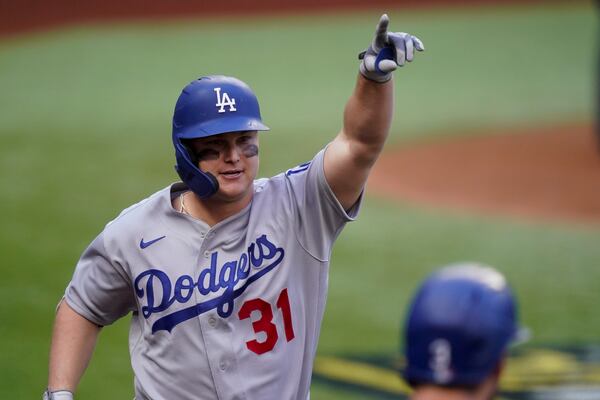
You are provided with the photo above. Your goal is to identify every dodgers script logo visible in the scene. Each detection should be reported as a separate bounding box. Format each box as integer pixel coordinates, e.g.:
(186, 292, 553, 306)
(134, 234, 284, 333)
(214, 87, 236, 113)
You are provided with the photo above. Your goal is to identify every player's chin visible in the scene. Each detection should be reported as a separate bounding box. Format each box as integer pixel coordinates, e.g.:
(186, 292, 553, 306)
(216, 178, 252, 201)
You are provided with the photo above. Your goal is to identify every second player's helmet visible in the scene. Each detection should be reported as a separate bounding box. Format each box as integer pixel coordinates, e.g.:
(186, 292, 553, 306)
(402, 263, 526, 388)
(172, 75, 270, 198)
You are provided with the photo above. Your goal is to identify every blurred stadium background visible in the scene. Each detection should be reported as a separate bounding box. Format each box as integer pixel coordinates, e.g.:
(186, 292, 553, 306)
(0, 0, 598, 398)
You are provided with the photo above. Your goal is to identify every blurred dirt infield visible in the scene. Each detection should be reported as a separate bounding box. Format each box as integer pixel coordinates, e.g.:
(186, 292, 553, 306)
(369, 123, 600, 225)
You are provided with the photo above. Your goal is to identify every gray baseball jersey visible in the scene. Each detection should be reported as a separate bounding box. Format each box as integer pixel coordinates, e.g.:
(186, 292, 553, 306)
(65, 148, 362, 400)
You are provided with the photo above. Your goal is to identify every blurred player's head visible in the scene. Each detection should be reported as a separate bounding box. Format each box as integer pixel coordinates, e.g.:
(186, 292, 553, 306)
(172, 75, 269, 199)
(401, 262, 526, 400)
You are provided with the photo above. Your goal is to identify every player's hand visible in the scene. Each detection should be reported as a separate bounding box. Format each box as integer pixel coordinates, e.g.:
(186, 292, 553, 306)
(359, 14, 425, 83)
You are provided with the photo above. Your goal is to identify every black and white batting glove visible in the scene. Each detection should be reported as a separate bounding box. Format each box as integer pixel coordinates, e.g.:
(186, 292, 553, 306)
(43, 389, 73, 400)
(359, 14, 425, 83)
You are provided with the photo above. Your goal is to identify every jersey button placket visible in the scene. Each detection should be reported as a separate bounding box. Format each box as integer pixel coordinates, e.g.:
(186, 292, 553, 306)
(208, 315, 217, 328)
(197, 233, 244, 397)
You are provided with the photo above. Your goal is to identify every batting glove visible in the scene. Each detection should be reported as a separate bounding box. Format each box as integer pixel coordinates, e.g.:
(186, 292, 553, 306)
(359, 14, 425, 83)
(43, 389, 73, 400)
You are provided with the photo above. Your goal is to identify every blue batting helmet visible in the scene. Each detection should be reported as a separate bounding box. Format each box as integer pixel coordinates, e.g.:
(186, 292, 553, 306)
(402, 262, 526, 387)
(172, 75, 270, 198)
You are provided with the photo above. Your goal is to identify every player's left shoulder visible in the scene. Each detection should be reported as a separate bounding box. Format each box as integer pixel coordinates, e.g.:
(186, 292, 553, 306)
(253, 177, 270, 193)
(251, 174, 293, 209)
(253, 173, 290, 192)
(284, 148, 326, 182)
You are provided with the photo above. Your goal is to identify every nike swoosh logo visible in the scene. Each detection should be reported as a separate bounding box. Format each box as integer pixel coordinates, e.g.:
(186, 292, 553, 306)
(140, 235, 166, 249)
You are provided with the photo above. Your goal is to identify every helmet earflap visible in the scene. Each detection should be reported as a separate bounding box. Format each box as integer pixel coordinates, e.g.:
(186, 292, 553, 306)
(173, 141, 220, 198)
(182, 140, 199, 166)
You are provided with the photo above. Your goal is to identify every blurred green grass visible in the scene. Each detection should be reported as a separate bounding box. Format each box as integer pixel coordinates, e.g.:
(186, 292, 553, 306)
(0, 2, 597, 398)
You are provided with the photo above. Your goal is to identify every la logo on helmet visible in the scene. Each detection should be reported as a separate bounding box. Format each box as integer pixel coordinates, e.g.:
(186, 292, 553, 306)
(214, 87, 237, 113)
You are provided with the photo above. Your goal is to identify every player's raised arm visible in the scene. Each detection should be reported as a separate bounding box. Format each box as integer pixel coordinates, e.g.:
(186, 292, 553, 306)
(324, 14, 424, 210)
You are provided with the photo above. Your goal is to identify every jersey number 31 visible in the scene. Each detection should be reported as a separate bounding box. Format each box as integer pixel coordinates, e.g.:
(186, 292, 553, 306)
(238, 288, 295, 355)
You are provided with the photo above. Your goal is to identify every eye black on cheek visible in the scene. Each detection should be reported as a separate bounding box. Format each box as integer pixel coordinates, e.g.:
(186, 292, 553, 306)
(242, 144, 259, 158)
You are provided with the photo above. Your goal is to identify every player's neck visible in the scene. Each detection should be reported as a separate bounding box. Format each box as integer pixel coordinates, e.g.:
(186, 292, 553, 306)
(177, 190, 253, 226)
(410, 368, 500, 400)
(411, 386, 482, 400)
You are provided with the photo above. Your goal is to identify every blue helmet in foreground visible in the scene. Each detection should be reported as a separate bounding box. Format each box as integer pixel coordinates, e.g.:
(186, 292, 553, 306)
(402, 263, 527, 387)
(172, 75, 270, 198)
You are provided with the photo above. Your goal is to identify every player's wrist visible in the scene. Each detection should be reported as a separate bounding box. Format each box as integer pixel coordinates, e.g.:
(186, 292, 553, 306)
(359, 61, 392, 83)
(43, 389, 74, 400)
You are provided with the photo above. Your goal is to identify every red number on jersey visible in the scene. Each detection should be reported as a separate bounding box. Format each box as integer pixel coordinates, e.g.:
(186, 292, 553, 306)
(238, 288, 296, 355)
(276, 288, 295, 342)
(238, 298, 278, 355)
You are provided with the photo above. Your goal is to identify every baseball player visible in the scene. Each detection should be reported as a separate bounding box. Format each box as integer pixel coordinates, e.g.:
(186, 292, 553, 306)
(401, 263, 527, 400)
(44, 14, 424, 400)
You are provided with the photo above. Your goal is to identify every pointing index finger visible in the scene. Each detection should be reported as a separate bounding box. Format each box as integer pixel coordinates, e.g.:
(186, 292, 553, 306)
(374, 14, 390, 47)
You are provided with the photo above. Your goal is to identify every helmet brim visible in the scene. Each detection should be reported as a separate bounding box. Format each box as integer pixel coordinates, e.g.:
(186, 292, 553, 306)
(177, 116, 270, 140)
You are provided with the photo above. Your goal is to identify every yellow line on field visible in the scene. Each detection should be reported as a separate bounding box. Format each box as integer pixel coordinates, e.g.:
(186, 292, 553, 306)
(313, 355, 412, 395)
(580, 366, 600, 384)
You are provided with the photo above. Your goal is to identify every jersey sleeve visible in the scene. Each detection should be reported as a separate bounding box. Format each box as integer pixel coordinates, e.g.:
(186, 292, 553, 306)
(65, 232, 135, 326)
(285, 146, 363, 261)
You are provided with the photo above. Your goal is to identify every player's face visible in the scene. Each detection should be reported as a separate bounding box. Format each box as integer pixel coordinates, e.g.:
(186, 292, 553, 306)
(189, 131, 259, 203)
